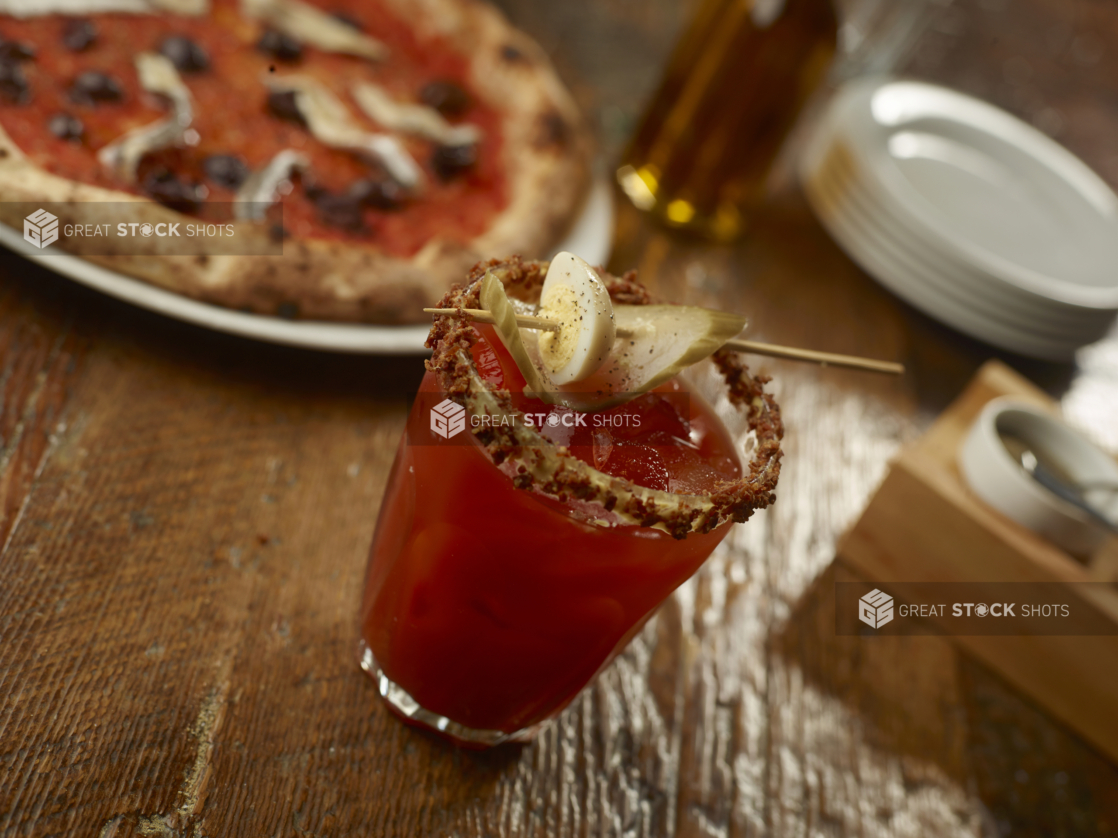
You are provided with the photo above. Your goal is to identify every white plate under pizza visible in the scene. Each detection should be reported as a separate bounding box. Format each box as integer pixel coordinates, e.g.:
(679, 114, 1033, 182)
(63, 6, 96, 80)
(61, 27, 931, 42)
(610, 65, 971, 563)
(0, 0, 600, 351)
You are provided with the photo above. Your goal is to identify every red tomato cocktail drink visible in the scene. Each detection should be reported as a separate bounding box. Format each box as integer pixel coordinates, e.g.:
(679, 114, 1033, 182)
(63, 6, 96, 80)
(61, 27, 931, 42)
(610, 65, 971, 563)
(360, 258, 782, 746)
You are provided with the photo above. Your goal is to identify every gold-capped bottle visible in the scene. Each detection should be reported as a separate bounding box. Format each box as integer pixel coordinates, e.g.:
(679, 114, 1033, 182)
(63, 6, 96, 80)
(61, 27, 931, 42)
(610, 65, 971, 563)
(618, 0, 838, 241)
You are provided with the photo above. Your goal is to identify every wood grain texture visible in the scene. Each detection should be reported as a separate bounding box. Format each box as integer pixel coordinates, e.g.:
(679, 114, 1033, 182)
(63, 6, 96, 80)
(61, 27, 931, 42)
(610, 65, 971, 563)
(3, 0, 1118, 836)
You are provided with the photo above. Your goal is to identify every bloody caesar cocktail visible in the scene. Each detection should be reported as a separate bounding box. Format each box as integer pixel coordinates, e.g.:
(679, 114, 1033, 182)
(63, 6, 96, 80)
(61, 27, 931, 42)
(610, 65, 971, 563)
(359, 258, 782, 746)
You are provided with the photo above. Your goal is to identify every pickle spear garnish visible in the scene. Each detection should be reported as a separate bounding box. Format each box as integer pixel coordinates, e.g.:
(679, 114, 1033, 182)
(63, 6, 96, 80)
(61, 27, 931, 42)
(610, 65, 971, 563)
(480, 267, 747, 411)
(480, 270, 551, 396)
(590, 303, 748, 398)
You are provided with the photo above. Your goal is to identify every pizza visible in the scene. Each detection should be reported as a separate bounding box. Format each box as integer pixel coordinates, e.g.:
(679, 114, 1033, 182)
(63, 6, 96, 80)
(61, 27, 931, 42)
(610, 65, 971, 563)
(0, 0, 591, 322)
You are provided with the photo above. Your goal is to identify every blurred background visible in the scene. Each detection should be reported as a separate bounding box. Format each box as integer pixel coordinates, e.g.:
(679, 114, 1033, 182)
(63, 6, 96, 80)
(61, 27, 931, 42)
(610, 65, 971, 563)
(493, 0, 1118, 186)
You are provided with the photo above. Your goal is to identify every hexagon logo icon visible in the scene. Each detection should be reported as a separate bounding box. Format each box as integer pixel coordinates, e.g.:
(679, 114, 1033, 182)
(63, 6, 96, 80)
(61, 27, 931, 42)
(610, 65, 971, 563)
(24, 209, 59, 249)
(430, 398, 466, 439)
(858, 588, 894, 629)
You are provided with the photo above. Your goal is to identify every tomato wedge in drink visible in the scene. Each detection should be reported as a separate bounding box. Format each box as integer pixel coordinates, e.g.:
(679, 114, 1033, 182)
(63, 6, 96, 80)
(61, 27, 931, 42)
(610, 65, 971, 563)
(359, 257, 782, 746)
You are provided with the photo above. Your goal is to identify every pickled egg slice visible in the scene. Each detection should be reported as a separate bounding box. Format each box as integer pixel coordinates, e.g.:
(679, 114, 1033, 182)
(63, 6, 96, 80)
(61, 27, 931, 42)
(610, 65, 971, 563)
(536, 252, 617, 385)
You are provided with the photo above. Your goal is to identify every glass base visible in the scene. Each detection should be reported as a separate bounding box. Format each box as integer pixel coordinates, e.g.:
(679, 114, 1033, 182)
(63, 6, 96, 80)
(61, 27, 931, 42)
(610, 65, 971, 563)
(358, 641, 545, 747)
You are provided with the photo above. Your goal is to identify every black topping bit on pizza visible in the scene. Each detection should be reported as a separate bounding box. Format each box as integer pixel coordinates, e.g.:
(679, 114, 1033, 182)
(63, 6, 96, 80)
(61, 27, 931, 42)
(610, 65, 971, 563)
(48, 113, 84, 143)
(330, 11, 364, 31)
(69, 71, 123, 106)
(0, 60, 29, 104)
(431, 143, 478, 181)
(257, 29, 303, 63)
(301, 178, 328, 202)
(419, 80, 471, 118)
(275, 302, 299, 320)
(0, 40, 36, 62)
(62, 19, 98, 53)
(142, 167, 206, 213)
(158, 35, 210, 74)
(313, 192, 366, 232)
(203, 154, 250, 190)
(348, 177, 404, 211)
(266, 90, 307, 127)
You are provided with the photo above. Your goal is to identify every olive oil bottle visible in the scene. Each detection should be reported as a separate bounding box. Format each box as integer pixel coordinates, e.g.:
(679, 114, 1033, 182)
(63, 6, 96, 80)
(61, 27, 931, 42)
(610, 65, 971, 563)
(618, 0, 838, 241)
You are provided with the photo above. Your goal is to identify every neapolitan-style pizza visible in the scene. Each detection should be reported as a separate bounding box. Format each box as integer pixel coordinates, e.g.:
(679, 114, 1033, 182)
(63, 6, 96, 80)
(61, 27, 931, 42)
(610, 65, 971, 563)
(0, 0, 591, 322)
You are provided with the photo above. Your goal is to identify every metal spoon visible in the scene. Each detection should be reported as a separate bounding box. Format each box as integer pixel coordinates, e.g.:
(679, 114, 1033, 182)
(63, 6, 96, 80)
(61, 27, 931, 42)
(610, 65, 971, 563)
(1000, 432, 1118, 535)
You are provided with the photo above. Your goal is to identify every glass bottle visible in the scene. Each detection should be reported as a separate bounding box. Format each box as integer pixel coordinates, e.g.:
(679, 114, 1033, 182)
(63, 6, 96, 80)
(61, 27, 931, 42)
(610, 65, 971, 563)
(617, 0, 838, 241)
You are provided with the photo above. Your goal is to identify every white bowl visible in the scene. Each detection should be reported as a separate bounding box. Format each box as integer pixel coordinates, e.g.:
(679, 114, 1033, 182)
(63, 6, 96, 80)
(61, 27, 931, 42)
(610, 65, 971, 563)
(958, 397, 1118, 556)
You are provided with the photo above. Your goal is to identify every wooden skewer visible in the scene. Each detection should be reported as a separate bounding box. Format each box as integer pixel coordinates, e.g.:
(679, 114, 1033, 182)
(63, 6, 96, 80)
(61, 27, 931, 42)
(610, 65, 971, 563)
(423, 308, 905, 376)
(425, 307, 563, 333)
(722, 339, 904, 375)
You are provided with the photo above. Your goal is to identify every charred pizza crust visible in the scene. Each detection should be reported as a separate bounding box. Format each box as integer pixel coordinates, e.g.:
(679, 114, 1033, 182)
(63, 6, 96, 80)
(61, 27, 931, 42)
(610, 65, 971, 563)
(0, 0, 591, 323)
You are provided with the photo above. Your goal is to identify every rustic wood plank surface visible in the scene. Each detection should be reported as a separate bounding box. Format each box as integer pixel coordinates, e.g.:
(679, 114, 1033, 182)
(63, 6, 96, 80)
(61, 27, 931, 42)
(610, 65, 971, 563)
(3, 0, 1118, 836)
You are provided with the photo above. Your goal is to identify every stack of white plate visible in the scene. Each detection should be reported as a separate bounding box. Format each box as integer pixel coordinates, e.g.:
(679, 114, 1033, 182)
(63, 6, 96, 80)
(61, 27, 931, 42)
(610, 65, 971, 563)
(800, 77, 1118, 361)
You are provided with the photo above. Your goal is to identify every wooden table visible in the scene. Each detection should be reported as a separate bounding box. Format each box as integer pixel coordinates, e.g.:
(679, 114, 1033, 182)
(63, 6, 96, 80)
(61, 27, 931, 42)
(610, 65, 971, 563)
(3, 0, 1118, 835)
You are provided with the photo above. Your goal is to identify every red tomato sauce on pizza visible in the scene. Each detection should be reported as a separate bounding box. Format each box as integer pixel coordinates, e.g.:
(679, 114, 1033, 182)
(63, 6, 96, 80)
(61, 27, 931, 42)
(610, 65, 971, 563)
(0, 0, 508, 257)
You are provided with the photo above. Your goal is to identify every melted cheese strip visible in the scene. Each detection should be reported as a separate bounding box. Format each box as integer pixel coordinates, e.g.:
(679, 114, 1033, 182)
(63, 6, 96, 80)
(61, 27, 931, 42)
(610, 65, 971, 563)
(264, 75, 423, 191)
(234, 150, 309, 220)
(0, 0, 207, 14)
(98, 53, 195, 183)
(352, 82, 481, 147)
(240, 0, 387, 61)
(136, 50, 193, 115)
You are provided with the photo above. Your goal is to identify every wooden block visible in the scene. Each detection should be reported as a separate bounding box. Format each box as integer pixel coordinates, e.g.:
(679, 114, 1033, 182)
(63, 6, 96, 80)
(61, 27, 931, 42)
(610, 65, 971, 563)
(1090, 537, 1118, 584)
(839, 359, 1118, 764)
